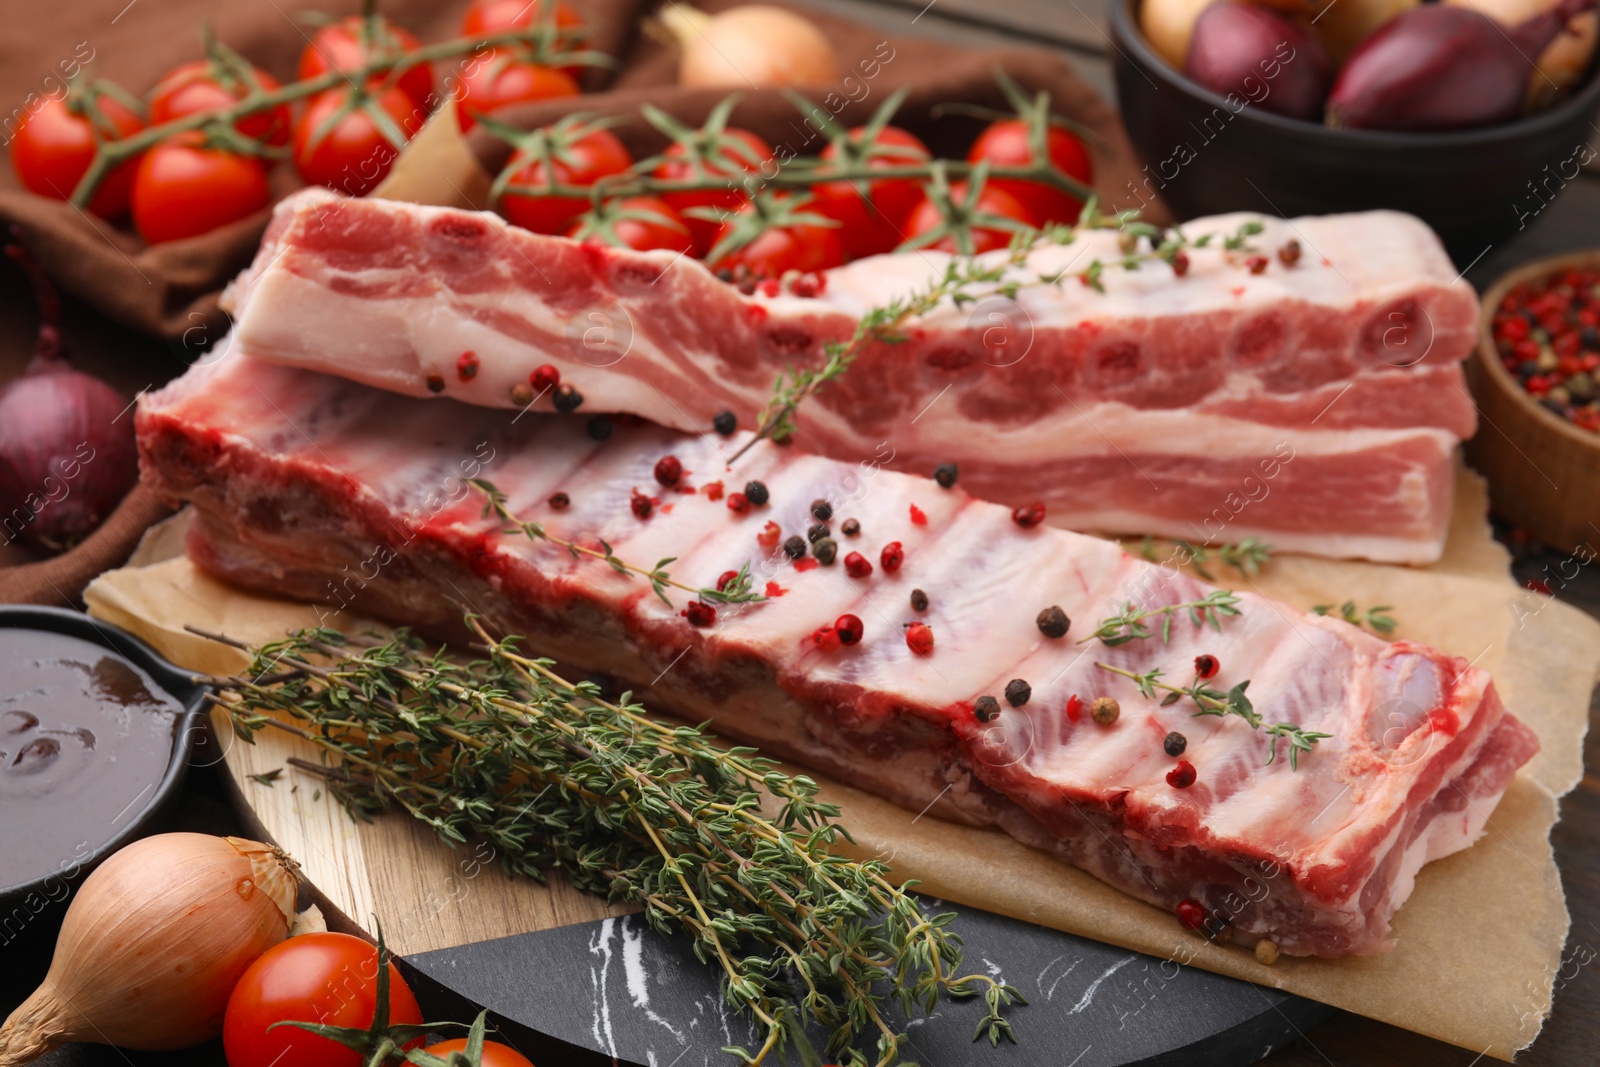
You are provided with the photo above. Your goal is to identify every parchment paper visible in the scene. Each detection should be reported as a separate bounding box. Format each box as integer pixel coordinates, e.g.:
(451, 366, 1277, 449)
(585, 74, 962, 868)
(85, 468, 1598, 1062)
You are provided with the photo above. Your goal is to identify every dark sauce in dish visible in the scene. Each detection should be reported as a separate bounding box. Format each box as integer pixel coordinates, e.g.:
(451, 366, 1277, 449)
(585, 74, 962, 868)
(0, 630, 183, 890)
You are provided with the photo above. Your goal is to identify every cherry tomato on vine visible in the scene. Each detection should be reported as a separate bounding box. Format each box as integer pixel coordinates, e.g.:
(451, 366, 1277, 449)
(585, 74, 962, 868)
(222, 932, 425, 1067)
(455, 50, 579, 133)
(568, 196, 694, 254)
(709, 198, 845, 277)
(9, 93, 143, 219)
(131, 135, 270, 245)
(652, 128, 773, 257)
(498, 127, 633, 235)
(902, 182, 1038, 255)
(298, 15, 434, 111)
(149, 60, 291, 147)
(810, 125, 930, 259)
(293, 86, 424, 197)
(967, 119, 1092, 226)
(422, 1038, 536, 1067)
(461, 0, 586, 79)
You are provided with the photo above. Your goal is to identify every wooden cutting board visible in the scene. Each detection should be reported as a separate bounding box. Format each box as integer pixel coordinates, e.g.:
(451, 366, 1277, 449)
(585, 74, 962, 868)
(82, 466, 1600, 1063)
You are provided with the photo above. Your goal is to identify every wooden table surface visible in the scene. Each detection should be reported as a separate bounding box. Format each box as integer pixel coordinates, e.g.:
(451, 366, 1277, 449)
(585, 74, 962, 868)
(4, 1, 1600, 1064)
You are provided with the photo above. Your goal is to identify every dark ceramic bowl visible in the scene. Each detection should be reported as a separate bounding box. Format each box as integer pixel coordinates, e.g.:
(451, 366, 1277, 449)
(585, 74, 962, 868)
(1108, 0, 1600, 260)
(0, 606, 206, 912)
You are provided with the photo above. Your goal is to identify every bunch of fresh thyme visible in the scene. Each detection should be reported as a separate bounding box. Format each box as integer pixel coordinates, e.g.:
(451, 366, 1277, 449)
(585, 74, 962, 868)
(203, 619, 1022, 1067)
(1137, 536, 1274, 581)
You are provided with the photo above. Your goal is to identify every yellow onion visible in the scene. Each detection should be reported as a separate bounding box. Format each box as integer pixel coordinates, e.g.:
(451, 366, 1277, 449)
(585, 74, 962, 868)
(1139, 0, 1221, 68)
(666, 4, 842, 89)
(0, 834, 297, 1065)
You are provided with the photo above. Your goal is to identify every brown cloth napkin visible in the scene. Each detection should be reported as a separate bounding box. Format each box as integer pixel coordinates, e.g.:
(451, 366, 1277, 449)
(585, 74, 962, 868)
(0, 0, 1159, 604)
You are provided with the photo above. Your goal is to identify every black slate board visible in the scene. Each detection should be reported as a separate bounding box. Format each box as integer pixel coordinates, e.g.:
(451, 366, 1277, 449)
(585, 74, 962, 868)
(402, 902, 1332, 1067)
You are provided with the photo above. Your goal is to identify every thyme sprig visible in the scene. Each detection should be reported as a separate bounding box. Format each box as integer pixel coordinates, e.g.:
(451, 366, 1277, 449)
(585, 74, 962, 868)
(1312, 600, 1398, 636)
(1079, 590, 1243, 647)
(1095, 662, 1330, 769)
(201, 620, 1023, 1066)
(1137, 536, 1274, 581)
(471, 478, 763, 608)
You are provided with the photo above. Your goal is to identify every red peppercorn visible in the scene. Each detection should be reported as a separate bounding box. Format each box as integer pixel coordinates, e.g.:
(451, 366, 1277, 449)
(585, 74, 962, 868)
(716, 570, 740, 592)
(530, 364, 560, 393)
(1175, 899, 1207, 931)
(1065, 694, 1083, 722)
(727, 492, 750, 513)
(812, 625, 841, 653)
(683, 601, 717, 627)
(548, 491, 570, 510)
(1012, 503, 1046, 528)
(1246, 255, 1269, 275)
(654, 455, 683, 487)
(457, 351, 480, 381)
(1167, 761, 1197, 789)
(844, 551, 873, 579)
(880, 541, 904, 573)
(1171, 250, 1190, 277)
(835, 613, 864, 645)
(1194, 654, 1219, 680)
(757, 520, 782, 548)
(905, 621, 934, 656)
(630, 489, 654, 520)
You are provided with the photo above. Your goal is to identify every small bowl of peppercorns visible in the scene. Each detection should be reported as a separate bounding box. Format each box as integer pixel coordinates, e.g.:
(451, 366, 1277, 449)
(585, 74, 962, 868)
(1467, 250, 1600, 552)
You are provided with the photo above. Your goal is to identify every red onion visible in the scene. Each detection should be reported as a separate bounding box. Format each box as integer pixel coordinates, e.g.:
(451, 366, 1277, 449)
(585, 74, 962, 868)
(0, 233, 137, 554)
(1185, 3, 1332, 121)
(1328, 0, 1600, 130)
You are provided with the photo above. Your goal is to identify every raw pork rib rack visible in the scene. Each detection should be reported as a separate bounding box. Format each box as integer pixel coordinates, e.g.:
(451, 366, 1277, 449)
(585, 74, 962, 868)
(222, 189, 1482, 563)
(137, 354, 1537, 958)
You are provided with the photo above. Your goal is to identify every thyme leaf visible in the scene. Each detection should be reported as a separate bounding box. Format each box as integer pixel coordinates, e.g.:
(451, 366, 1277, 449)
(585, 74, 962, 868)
(1079, 590, 1243, 647)
(1312, 601, 1398, 636)
(1094, 662, 1330, 769)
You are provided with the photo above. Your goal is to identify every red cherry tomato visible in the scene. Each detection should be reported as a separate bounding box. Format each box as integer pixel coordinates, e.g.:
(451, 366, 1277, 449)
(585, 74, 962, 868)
(902, 182, 1038, 255)
(423, 1038, 536, 1067)
(652, 128, 773, 256)
(9, 94, 144, 219)
(131, 135, 270, 245)
(499, 127, 633, 234)
(967, 119, 1092, 225)
(710, 198, 846, 277)
(222, 932, 424, 1067)
(461, 0, 586, 79)
(810, 125, 930, 259)
(462, 0, 583, 35)
(569, 196, 695, 254)
(293, 86, 424, 197)
(298, 15, 434, 110)
(149, 60, 291, 147)
(455, 50, 579, 132)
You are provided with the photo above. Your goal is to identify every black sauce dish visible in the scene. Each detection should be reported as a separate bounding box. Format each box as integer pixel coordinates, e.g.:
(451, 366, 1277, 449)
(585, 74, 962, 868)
(1107, 0, 1600, 261)
(0, 606, 208, 917)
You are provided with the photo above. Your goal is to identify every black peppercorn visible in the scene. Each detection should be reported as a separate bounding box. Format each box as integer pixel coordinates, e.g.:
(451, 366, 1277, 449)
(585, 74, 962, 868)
(1004, 679, 1032, 708)
(425, 372, 446, 394)
(552, 384, 584, 413)
(713, 409, 737, 436)
(813, 537, 838, 565)
(783, 535, 807, 560)
(974, 695, 1001, 723)
(586, 415, 613, 441)
(841, 518, 860, 537)
(1164, 731, 1188, 757)
(810, 498, 833, 521)
(548, 492, 570, 510)
(910, 588, 929, 612)
(807, 522, 830, 544)
(744, 480, 769, 506)
(1036, 605, 1070, 639)
(934, 462, 958, 489)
